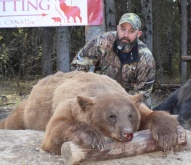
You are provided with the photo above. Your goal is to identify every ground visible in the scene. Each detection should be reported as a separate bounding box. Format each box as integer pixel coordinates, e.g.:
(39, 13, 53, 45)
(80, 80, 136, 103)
(1, 89, 191, 165)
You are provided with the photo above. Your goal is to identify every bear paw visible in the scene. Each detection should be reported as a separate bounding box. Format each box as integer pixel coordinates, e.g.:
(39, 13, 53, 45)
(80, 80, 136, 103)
(77, 129, 105, 149)
(152, 128, 178, 151)
(148, 111, 179, 150)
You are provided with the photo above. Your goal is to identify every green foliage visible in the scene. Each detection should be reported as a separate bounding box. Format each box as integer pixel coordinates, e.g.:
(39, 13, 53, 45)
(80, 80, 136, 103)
(0, 28, 43, 79)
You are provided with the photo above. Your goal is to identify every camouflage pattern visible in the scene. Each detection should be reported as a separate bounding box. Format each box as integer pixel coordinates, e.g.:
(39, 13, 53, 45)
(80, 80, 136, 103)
(119, 13, 141, 30)
(71, 31, 156, 107)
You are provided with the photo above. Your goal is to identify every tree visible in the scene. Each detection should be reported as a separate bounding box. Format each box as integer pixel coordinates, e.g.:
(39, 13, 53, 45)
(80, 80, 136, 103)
(41, 28, 53, 76)
(141, 0, 153, 52)
(126, 0, 131, 12)
(85, 0, 105, 43)
(152, 0, 180, 83)
(187, 0, 191, 79)
(180, 0, 187, 84)
(105, 0, 116, 31)
(56, 27, 70, 72)
(166, 30, 173, 74)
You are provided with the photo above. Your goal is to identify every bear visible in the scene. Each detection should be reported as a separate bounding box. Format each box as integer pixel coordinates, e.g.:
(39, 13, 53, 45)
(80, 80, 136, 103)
(0, 71, 178, 155)
(153, 79, 191, 129)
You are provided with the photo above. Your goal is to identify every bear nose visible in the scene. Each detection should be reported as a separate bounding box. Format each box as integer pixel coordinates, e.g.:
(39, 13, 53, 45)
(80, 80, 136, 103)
(123, 132, 133, 141)
(122, 128, 133, 142)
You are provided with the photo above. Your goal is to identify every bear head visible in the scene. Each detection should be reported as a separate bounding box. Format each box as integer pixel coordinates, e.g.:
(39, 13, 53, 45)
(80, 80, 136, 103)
(77, 93, 142, 142)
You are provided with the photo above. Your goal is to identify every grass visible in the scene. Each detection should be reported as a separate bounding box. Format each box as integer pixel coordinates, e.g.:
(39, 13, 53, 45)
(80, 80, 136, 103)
(0, 78, 39, 111)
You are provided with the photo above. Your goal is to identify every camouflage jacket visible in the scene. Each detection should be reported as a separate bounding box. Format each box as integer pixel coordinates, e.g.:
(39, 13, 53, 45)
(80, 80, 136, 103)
(71, 31, 156, 106)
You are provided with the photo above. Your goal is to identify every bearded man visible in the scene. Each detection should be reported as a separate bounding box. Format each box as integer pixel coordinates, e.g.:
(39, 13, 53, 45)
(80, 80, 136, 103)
(70, 13, 156, 107)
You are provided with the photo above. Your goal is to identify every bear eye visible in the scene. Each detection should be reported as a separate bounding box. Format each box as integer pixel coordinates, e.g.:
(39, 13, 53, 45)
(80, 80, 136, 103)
(109, 114, 117, 122)
(109, 115, 116, 119)
(129, 114, 132, 119)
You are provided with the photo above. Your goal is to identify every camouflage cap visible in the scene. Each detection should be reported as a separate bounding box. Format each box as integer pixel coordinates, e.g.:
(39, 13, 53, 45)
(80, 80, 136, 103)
(119, 13, 141, 30)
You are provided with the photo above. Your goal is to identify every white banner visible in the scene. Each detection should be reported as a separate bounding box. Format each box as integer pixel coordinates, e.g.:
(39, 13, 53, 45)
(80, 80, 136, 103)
(0, 0, 103, 28)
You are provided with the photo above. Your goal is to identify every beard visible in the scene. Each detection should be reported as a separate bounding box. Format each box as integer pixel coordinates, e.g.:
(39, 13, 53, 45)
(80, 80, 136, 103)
(116, 37, 137, 51)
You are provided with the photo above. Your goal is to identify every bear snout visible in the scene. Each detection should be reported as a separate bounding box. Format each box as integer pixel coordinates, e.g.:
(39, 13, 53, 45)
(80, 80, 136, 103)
(122, 128, 133, 142)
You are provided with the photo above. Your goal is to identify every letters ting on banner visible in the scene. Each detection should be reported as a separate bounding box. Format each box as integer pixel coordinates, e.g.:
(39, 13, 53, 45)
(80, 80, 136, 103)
(1, 0, 50, 12)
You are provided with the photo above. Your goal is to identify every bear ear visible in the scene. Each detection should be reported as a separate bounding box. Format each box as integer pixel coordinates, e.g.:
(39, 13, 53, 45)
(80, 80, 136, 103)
(130, 94, 143, 105)
(77, 95, 95, 112)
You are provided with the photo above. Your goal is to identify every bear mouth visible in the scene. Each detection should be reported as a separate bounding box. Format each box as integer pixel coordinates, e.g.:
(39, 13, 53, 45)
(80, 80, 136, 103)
(113, 132, 134, 142)
(121, 133, 133, 142)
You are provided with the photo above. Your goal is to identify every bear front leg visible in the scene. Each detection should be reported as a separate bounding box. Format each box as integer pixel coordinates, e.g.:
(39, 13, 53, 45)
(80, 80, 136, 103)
(144, 111, 179, 151)
(41, 118, 105, 155)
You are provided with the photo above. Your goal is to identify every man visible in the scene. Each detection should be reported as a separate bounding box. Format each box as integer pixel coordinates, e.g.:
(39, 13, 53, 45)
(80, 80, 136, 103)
(71, 13, 156, 107)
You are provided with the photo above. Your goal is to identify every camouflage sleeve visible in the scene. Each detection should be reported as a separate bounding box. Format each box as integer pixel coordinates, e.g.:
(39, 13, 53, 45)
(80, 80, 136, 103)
(70, 37, 101, 72)
(133, 47, 156, 107)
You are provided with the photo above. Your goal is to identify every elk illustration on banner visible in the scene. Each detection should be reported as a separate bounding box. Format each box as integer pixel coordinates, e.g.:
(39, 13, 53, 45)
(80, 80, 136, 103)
(59, 0, 82, 23)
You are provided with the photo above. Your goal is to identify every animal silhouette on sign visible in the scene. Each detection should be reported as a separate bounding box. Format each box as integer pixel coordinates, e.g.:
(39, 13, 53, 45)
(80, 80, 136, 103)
(59, 0, 82, 23)
(51, 17, 61, 23)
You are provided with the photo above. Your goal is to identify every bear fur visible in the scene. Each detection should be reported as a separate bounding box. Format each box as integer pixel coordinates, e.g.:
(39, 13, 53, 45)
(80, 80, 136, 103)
(154, 79, 191, 129)
(0, 71, 178, 155)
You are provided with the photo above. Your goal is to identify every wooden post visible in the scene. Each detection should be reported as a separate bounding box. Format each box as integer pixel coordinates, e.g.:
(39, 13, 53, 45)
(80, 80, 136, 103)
(156, 84, 181, 90)
(61, 126, 187, 165)
(182, 55, 191, 62)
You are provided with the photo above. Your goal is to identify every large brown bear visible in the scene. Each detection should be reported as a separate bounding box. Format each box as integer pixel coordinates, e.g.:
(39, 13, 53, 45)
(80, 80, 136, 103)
(0, 71, 178, 155)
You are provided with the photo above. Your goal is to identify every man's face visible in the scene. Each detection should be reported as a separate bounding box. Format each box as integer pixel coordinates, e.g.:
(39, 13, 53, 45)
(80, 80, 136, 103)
(116, 23, 142, 52)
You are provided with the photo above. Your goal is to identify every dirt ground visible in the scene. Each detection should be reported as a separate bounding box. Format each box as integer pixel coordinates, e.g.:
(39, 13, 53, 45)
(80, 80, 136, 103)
(1, 90, 191, 165)
(0, 129, 191, 165)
